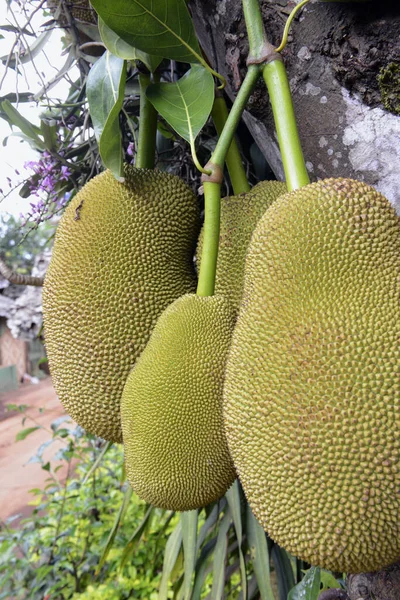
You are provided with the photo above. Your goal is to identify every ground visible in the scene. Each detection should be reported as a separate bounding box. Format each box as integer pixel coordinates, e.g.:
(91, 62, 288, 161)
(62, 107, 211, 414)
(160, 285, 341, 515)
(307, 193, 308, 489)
(0, 378, 69, 522)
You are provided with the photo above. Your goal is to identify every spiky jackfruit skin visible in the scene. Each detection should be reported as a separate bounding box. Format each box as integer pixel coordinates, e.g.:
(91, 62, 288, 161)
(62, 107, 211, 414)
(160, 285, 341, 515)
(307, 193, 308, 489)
(121, 294, 236, 510)
(196, 181, 286, 310)
(224, 178, 400, 573)
(43, 167, 200, 443)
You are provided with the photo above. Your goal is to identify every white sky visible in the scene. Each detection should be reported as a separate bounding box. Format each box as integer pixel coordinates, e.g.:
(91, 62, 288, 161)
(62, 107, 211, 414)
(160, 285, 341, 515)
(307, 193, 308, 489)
(0, 0, 79, 218)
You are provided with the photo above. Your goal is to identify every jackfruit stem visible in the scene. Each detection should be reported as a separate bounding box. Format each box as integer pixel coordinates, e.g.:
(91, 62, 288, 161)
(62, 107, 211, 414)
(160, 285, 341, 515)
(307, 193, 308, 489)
(197, 67, 260, 296)
(210, 66, 260, 170)
(242, 0, 270, 61)
(242, 0, 309, 191)
(136, 74, 158, 170)
(196, 181, 220, 297)
(262, 61, 309, 191)
(211, 94, 251, 195)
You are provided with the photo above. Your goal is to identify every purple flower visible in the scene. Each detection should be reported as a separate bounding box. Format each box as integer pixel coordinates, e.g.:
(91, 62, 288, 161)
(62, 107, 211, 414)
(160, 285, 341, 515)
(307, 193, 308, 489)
(41, 175, 56, 193)
(60, 165, 71, 180)
(127, 142, 134, 157)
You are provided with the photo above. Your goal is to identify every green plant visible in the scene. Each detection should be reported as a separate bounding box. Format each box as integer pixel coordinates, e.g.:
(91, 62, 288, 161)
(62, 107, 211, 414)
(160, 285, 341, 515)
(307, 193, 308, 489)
(0, 407, 176, 599)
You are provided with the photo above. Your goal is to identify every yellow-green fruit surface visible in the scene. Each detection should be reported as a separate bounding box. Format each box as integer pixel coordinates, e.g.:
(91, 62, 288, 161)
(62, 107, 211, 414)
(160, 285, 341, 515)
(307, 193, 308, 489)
(224, 178, 400, 573)
(122, 294, 236, 510)
(196, 180, 286, 310)
(43, 167, 200, 443)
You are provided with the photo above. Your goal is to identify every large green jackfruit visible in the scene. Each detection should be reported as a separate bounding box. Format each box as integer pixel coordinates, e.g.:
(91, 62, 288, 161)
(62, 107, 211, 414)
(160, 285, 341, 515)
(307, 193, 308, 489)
(224, 178, 400, 573)
(43, 167, 200, 443)
(196, 181, 286, 310)
(121, 294, 236, 511)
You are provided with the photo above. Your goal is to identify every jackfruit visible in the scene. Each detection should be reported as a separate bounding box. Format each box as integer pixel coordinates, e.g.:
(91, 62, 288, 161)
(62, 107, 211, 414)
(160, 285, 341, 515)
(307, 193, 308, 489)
(47, 0, 97, 25)
(121, 294, 236, 510)
(43, 167, 200, 443)
(196, 181, 286, 310)
(224, 178, 400, 573)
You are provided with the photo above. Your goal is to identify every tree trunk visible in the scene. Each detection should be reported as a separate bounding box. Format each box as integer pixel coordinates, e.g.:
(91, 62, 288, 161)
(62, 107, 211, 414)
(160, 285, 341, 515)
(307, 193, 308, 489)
(188, 2, 400, 598)
(189, 0, 400, 213)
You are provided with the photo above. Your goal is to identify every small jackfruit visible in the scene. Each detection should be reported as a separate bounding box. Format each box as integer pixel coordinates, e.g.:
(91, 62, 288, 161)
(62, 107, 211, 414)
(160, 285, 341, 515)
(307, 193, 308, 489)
(196, 181, 286, 310)
(121, 294, 236, 511)
(47, 0, 97, 25)
(43, 167, 200, 443)
(224, 178, 400, 573)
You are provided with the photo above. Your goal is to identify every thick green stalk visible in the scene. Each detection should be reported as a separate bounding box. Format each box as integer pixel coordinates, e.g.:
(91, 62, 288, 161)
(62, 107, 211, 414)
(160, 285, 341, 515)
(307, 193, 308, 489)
(242, 0, 309, 192)
(135, 74, 158, 169)
(210, 66, 260, 170)
(196, 181, 221, 297)
(196, 66, 260, 297)
(211, 95, 250, 195)
(242, 0, 268, 61)
(262, 61, 309, 191)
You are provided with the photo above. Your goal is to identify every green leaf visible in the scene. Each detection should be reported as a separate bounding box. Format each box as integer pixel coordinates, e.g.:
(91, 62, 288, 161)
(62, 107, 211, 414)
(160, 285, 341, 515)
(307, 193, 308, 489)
(15, 426, 40, 441)
(90, 0, 203, 64)
(146, 65, 214, 147)
(98, 16, 161, 71)
(196, 501, 224, 552)
(320, 570, 342, 592)
(0, 93, 31, 103)
(271, 545, 295, 600)
(40, 119, 58, 151)
(245, 505, 275, 600)
(119, 504, 154, 570)
(97, 486, 133, 572)
(210, 509, 232, 600)
(288, 567, 321, 600)
(181, 510, 198, 600)
(191, 542, 214, 600)
(159, 520, 183, 600)
(226, 482, 247, 599)
(86, 51, 127, 178)
(1, 100, 45, 149)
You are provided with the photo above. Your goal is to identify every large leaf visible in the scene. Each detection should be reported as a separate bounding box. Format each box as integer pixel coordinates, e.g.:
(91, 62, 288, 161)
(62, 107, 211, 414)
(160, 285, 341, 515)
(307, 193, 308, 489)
(98, 16, 161, 71)
(245, 505, 275, 600)
(1, 100, 45, 149)
(147, 65, 214, 148)
(288, 567, 321, 600)
(90, 0, 203, 64)
(86, 51, 126, 178)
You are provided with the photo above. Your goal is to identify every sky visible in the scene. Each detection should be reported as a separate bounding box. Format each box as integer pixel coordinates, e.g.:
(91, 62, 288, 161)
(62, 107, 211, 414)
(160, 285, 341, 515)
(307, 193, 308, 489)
(0, 0, 78, 218)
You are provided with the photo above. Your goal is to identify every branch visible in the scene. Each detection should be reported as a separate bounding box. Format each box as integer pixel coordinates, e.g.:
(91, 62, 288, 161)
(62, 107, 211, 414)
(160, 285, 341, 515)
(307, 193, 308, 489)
(0, 256, 44, 287)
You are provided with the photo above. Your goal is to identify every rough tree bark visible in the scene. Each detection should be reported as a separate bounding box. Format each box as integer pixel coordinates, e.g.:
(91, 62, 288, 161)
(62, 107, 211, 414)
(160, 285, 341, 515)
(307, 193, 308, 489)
(189, 0, 400, 213)
(188, 2, 400, 598)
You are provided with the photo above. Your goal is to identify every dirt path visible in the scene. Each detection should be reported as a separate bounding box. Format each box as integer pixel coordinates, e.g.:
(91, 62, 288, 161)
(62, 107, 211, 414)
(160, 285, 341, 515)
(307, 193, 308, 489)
(0, 378, 72, 522)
